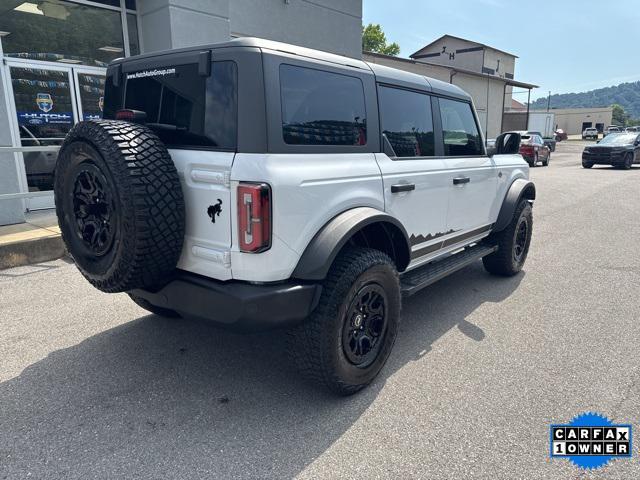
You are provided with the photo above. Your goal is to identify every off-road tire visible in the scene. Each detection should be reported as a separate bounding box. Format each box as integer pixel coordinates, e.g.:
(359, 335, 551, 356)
(483, 199, 533, 276)
(54, 120, 185, 293)
(128, 293, 181, 318)
(288, 247, 401, 395)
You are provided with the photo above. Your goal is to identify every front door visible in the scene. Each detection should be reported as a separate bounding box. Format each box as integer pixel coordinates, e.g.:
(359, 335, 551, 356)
(5, 61, 106, 211)
(437, 97, 497, 240)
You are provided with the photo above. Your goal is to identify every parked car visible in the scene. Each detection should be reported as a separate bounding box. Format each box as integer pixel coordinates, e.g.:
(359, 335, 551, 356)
(554, 129, 568, 141)
(625, 126, 640, 133)
(582, 127, 598, 140)
(515, 132, 551, 167)
(52, 37, 535, 394)
(604, 125, 622, 137)
(582, 132, 640, 169)
(527, 130, 556, 151)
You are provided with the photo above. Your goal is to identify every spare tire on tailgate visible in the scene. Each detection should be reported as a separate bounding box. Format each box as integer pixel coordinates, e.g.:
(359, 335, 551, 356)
(54, 120, 185, 293)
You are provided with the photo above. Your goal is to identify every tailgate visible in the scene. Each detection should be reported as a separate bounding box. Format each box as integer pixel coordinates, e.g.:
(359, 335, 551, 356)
(171, 149, 234, 280)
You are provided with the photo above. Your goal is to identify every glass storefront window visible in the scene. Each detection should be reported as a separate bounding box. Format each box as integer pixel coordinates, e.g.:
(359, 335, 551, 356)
(77, 72, 106, 120)
(10, 66, 76, 192)
(127, 13, 139, 56)
(0, 0, 138, 67)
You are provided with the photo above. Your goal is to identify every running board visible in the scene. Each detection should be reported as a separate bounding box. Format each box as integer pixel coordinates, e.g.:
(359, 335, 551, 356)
(400, 244, 498, 297)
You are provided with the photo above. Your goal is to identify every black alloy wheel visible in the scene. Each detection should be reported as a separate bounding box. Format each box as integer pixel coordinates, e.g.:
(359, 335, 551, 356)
(341, 284, 388, 368)
(72, 165, 116, 257)
(513, 215, 529, 264)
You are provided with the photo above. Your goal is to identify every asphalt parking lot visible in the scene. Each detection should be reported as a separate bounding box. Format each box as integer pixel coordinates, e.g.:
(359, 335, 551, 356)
(1, 140, 640, 479)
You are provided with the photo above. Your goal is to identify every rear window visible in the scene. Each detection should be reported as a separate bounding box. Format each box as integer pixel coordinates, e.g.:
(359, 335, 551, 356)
(439, 98, 483, 156)
(280, 64, 367, 146)
(122, 62, 237, 149)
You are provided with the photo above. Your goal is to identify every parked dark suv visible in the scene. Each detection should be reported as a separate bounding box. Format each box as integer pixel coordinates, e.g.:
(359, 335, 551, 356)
(582, 132, 640, 169)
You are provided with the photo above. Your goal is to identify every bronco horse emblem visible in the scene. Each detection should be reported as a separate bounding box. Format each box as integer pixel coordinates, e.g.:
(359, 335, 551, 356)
(207, 199, 223, 223)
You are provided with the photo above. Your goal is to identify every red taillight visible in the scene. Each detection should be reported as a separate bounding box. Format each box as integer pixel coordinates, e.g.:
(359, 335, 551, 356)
(237, 183, 271, 253)
(519, 144, 534, 155)
(115, 109, 147, 122)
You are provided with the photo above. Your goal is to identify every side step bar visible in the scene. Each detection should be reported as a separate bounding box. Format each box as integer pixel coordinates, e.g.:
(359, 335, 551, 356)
(400, 243, 497, 297)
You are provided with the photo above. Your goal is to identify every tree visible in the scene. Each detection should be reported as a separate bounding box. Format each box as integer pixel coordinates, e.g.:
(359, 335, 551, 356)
(362, 24, 400, 56)
(611, 103, 630, 126)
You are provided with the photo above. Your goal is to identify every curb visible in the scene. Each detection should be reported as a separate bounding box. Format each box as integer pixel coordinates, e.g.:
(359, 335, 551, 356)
(0, 235, 66, 270)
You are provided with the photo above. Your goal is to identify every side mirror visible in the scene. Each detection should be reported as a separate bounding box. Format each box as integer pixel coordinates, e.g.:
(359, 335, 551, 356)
(492, 132, 521, 155)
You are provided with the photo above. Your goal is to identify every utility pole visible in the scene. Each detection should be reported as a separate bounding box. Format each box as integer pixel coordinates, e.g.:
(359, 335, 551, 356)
(547, 91, 551, 112)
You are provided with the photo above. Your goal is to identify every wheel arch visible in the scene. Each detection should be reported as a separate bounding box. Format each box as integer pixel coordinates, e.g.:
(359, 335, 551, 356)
(493, 178, 536, 232)
(292, 207, 411, 281)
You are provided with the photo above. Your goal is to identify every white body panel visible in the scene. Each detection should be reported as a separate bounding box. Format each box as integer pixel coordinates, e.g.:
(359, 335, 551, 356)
(171, 149, 528, 283)
(374, 153, 449, 258)
(444, 156, 497, 232)
(492, 154, 530, 217)
(407, 153, 528, 271)
(171, 149, 234, 281)
(229, 153, 384, 282)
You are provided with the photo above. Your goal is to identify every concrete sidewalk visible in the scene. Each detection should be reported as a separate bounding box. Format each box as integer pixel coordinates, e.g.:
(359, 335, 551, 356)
(0, 210, 65, 270)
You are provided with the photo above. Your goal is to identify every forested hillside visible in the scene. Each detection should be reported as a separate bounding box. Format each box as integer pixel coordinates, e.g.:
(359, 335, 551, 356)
(530, 81, 640, 119)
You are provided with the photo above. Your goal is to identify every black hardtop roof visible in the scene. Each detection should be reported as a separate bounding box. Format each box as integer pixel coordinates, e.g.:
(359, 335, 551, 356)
(111, 37, 471, 101)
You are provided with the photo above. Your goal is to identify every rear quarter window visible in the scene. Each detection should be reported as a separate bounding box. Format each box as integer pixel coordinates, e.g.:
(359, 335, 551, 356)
(279, 64, 367, 146)
(122, 61, 237, 149)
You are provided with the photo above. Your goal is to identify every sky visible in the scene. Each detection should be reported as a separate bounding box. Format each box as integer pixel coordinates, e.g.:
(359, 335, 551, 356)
(363, 0, 640, 101)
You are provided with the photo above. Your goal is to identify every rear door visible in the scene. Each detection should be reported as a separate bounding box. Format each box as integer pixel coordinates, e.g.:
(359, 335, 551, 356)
(116, 56, 238, 280)
(375, 85, 450, 266)
(437, 97, 497, 241)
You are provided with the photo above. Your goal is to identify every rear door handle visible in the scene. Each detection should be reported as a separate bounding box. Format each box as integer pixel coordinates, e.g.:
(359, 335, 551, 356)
(453, 177, 470, 185)
(391, 183, 415, 193)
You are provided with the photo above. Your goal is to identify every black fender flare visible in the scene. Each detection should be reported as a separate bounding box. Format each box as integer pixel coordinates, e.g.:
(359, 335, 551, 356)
(493, 178, 536, 232)
(292, 207, 411, 281)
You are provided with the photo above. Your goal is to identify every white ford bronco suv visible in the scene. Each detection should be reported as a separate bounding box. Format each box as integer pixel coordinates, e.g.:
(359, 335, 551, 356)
(54, 38, 534, 394)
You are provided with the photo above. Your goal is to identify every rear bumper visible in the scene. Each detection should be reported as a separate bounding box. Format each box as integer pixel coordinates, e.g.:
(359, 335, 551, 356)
(131, 271, 322, 332)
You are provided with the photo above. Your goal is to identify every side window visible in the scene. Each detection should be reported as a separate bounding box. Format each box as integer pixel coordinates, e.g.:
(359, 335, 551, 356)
(378, 86, 435, 157)
(123, 61, 237, 149)
(280, 64, 367, 146)
(439, 98, 483, 156)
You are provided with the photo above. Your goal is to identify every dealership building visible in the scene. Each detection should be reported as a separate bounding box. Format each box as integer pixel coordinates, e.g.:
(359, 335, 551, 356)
(0, 0, 362, 226)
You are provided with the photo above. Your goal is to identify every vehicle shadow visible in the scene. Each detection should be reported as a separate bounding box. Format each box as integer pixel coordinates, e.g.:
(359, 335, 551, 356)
(0, 262, 523, 479)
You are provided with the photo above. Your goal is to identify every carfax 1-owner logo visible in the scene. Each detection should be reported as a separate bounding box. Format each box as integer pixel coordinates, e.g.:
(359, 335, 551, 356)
(550, 412, 632, 470)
